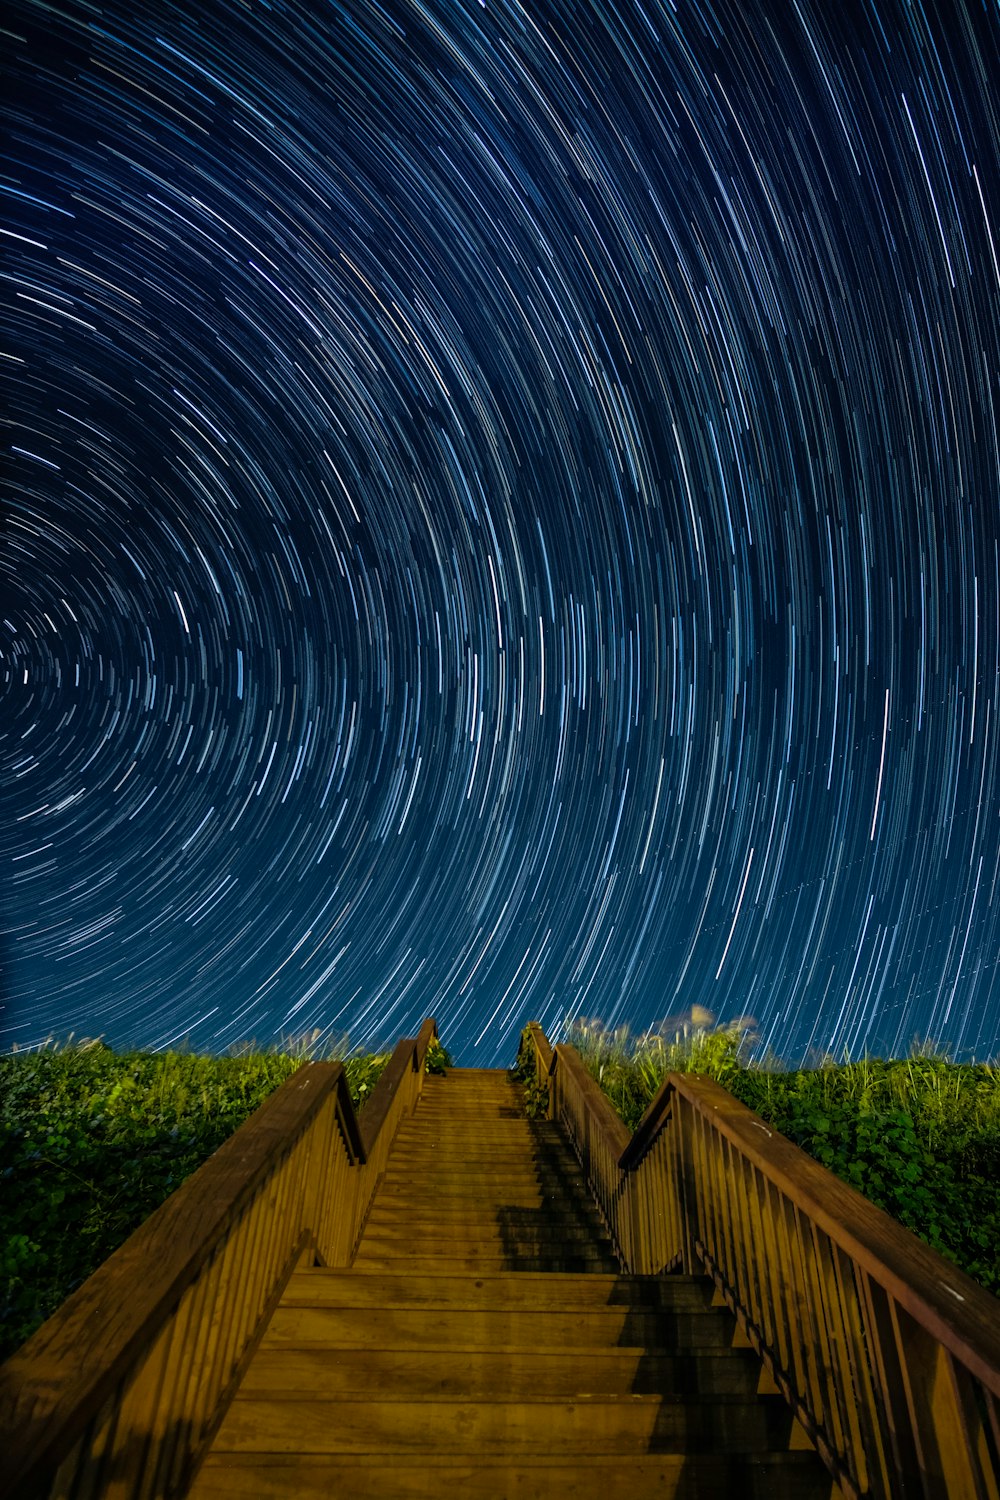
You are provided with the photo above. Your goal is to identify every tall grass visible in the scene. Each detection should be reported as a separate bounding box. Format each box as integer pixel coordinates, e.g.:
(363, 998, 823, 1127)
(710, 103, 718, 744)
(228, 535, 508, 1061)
(0, 1036, 390, 1361)
(568, 1012, 1000, 1296)
(564, 1009, 758, 1127)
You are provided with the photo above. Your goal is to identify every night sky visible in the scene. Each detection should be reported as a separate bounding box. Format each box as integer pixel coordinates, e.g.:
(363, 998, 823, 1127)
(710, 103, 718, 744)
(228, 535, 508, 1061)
(3, 0, 1000, 1067)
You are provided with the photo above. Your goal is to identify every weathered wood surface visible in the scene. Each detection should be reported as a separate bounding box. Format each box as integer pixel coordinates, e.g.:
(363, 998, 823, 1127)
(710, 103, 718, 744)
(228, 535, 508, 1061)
(280, 1268, 715, 1307)
(210, 1390, 803, 1452)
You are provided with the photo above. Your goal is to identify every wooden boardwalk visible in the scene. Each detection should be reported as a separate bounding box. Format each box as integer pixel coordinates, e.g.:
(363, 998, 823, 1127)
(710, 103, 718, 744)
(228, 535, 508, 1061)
(4, 1021, 1000, 1499)
(190, 1069, 838, 1498)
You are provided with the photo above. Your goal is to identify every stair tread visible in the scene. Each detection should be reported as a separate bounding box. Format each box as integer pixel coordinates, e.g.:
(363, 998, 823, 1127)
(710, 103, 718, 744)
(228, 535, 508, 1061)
(360, 1224, 609, 1237)
(241, 1342, 756, 1359)
(238, 1348, 770, 1399)
(221, 1391, 795, 1407)
(350, 1259, 623, 1273)
(282, 1272, 712, 1307)
(209, 1391, 810, 1458)
(190, 1452, 839, 1500)
(260, 1308, 738, 1352)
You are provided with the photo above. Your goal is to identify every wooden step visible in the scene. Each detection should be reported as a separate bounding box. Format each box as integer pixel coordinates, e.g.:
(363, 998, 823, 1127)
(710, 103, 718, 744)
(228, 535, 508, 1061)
(237, 1344, 766, 1398)
(359, 1218, 611, 1242)
(259, 1304, 738, 1350)
(364, 1197, 607, 1219)
(361, 1218, 611, 1242)
(367, 1170, 599, 1194)
(382, 1151, 583, 1169)
(404, 1116, 539, 1126)
(350, 1252, 622, 1273)
(352, 1243, 616, 1269)
(388, 1146, 579, 1161)
(372, 1178, 589, 1197)
(353, 1242, 616, 1265)
(365, 1194, 599, 1218)
(282, 1270, 714, 1309)
(402, 1115, 543, 1128)
(377, 1164, 580, 1181)
(364, 1201, 607, 1226)
(191, 1451, 840, 1499)
(359, 1225, 613, 1250)
(209, 1391, 807, 1454)
(363, 1195, 605, 1217)
(347, 1248, 620, 1272)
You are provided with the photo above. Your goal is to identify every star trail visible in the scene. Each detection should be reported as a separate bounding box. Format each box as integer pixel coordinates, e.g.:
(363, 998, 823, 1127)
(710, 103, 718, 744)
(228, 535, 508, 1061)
(2, 0, 999, 1066)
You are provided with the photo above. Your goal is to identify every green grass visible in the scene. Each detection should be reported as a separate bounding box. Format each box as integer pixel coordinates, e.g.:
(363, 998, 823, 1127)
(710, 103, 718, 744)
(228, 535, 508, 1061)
(0, 1037, 390, 1362)
(567, 1016, 1000, 1297)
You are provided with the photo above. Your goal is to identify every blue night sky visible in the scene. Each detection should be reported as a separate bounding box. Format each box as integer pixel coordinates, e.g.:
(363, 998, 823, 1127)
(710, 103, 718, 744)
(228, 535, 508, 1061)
(2, 0, 999, 1065)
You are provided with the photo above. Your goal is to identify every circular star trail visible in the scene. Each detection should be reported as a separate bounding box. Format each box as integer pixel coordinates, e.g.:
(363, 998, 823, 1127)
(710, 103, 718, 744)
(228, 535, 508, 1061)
(2, 0, 999, 1064)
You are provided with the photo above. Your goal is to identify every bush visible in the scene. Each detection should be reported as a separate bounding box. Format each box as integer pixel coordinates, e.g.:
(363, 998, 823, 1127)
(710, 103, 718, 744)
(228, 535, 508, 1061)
(0, 1038, 389, 1361)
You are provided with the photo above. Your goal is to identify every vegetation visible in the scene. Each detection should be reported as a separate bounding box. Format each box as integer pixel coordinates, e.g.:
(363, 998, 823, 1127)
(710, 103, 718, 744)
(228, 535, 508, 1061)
(513, 1031, 549, 1118)
(566, 1014, 1000, 1297)
(424, 1038, 453, 1074)
(0, 1037, 389, 1361)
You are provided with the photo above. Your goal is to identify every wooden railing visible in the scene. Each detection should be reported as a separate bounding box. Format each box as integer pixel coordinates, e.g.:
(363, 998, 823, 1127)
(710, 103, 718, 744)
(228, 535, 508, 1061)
(518, 1023, 1000, 1500)
(0, 1018, 439, 1500)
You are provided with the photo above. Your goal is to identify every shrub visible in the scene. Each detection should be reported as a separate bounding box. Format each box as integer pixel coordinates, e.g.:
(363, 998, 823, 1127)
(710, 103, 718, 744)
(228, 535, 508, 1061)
(0, 1038, 389, 1361)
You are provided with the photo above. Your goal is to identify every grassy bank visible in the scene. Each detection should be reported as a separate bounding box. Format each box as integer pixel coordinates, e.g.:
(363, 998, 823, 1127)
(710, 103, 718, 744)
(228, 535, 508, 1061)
(568, 1017, 1000, 1297)
(0, 1039, 389, 1361)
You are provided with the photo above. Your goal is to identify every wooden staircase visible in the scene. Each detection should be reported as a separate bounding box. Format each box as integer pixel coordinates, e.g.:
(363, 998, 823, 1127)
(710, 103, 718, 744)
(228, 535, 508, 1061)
(190, 1068, 838, 1498)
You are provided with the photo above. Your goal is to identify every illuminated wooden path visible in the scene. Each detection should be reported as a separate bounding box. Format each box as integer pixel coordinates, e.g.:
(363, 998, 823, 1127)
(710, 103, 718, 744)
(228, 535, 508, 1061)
(192, 1068, 833, 1497)
(2, 1022, 999, 1498)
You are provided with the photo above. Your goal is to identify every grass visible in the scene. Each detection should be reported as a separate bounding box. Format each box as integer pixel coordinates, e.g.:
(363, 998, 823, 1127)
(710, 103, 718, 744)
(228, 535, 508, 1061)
(566, 1014, 1000, 1297)
(0, 1036, 390, 1362)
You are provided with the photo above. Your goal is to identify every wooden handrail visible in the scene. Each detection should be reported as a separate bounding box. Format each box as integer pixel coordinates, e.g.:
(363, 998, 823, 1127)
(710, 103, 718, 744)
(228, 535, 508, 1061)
(553, 1043, 631, 1157)
(0, 1020, 440, 1500)
(651, 1073, 1000, 1398)
(358, 1036, 417, 1158)
(524, 1022, 1000, 1500)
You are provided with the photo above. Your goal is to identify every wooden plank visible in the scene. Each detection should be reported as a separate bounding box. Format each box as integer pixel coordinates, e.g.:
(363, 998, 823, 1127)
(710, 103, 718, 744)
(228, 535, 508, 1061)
(188, 1451, 844, 1500)
(209, 1391, 793, 1454)
(235, 1344, 763, 1398)
(280, 1270, 715, 1307)
(257, 1304, 735, 1350)
(350, 1253, 621, 1274)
